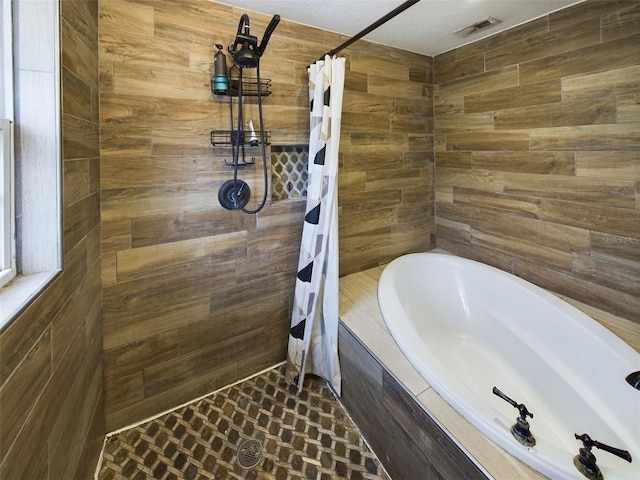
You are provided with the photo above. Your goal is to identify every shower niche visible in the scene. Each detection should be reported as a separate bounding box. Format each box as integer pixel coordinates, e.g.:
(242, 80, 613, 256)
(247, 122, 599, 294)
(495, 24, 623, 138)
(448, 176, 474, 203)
(271, 145, 309, 201)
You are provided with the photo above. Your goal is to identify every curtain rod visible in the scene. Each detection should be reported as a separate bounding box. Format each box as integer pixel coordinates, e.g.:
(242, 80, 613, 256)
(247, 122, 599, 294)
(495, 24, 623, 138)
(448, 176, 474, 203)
(315, 0, 421, 62)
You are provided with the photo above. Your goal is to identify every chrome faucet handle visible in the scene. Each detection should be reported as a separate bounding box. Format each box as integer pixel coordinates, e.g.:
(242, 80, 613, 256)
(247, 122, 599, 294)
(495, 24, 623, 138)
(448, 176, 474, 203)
(492, 386, 535, 447)
(573, 433, 632, 480)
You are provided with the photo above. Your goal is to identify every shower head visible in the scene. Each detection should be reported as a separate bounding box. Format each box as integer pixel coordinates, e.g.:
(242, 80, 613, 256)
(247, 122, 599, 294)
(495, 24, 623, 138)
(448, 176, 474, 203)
(233, 46, 260, 68)
(229, 14, 259, 68)
(228, 14, 280, 68)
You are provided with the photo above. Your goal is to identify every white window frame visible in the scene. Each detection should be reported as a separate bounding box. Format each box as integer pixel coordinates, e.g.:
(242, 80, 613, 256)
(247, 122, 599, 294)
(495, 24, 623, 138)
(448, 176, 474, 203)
(1, 0, 15, 288)
(0, 118, 15, 287)
(0, 0, 12, 118)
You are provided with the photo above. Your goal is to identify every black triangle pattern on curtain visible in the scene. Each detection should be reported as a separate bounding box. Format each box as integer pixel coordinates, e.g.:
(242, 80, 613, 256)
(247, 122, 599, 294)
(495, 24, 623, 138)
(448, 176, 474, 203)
(305, 203, 321, 225)
(297, 261, 313, 282)
(314, 146, 326, 165)
(290, 318, 306, 339)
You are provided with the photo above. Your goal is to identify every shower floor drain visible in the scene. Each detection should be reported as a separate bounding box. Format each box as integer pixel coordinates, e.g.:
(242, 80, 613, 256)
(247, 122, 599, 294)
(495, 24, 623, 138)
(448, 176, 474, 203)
(237, 439, 263, 469)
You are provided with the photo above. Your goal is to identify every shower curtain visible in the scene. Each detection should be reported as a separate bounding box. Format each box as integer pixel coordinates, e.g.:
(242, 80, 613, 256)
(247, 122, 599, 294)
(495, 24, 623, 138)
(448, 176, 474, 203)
(285, 55, 345, 395)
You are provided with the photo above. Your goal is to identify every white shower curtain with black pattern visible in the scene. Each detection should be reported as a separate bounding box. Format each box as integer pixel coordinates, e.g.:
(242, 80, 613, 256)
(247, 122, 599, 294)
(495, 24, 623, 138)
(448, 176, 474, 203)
(285, 55, 345, 395)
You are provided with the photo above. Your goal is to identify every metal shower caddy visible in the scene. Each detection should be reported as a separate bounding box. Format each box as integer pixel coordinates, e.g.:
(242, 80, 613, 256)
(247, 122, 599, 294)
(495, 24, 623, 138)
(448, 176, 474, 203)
(210, 14, 280, 214)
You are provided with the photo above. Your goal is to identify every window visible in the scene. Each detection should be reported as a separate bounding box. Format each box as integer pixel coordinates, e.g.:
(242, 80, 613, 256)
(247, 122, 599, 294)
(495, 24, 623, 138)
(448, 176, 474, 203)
(0, 0, 61, 328)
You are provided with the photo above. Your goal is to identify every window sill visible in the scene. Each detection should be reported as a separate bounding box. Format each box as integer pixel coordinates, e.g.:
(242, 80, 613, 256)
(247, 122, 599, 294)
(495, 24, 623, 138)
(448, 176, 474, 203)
(0, 270, 59, 332)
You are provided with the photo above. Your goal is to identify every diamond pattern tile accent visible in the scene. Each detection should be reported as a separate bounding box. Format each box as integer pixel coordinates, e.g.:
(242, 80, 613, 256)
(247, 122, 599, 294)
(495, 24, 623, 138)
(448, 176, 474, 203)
(272, 146, 309, 201)
(98, 365, 390, 480)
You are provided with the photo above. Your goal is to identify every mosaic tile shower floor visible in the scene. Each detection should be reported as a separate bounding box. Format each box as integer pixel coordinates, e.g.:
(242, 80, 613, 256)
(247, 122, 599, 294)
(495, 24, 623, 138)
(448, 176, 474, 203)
(98, 365, 391, 480)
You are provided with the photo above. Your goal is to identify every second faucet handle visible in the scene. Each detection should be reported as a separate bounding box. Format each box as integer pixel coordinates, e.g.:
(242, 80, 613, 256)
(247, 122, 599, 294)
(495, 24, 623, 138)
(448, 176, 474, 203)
(573, 433, 632, 480)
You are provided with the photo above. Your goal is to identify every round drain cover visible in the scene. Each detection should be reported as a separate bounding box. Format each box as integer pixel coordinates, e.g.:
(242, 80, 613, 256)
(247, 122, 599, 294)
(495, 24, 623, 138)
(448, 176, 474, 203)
(237, 439, 262, 469)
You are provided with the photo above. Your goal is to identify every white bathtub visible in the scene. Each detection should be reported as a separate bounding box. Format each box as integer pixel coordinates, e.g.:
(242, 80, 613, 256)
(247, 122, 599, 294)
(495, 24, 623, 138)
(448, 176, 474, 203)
(378, 253, 639, 480)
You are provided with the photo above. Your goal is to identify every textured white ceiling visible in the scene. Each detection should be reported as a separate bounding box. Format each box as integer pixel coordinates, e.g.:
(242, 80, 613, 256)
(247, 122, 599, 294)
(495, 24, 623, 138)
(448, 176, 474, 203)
(216, 0, 586, 56)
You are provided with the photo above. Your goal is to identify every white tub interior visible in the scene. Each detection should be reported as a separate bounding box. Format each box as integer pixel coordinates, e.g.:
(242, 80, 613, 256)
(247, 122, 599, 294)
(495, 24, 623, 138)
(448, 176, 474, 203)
(378, 253, 640, 480)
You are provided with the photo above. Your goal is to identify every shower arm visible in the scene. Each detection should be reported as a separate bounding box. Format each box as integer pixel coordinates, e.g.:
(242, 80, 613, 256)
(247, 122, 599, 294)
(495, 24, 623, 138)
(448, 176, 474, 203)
(314, 0, 420, 62)
(229, 14, 257, 55)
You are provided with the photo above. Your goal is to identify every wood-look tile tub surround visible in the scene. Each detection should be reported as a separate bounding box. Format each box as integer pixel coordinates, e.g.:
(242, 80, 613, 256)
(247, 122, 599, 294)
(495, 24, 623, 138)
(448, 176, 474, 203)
(100, 0, 434, 431)
(433, 0, 640, 324)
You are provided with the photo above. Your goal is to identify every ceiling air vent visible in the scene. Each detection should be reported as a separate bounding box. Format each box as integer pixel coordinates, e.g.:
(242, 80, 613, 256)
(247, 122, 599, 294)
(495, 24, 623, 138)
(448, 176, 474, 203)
(454, 17, 502, 37)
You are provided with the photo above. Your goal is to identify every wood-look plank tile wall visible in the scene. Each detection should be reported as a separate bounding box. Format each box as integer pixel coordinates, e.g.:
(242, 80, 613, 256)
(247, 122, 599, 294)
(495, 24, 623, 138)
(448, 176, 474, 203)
(100, 0, 433, 431)
(339, 323, 487, 479)
(434, 0, 640, 325)
(0, 1, 105, 479)
(338, 43, 435, 274)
